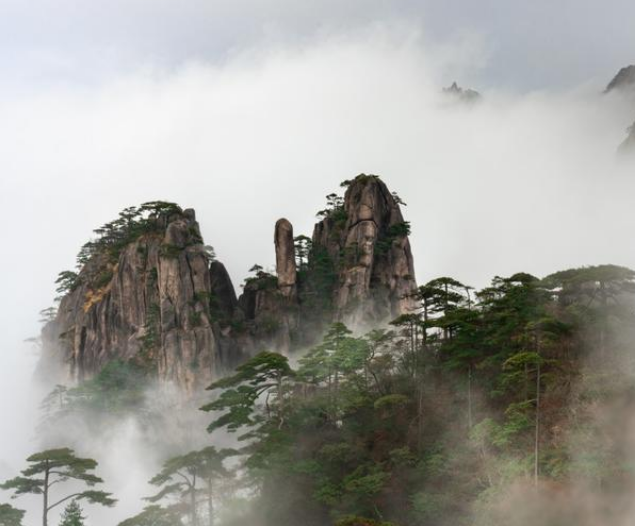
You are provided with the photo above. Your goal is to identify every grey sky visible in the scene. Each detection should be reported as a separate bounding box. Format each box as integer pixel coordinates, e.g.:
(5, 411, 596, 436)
(0, 0, 634, 90)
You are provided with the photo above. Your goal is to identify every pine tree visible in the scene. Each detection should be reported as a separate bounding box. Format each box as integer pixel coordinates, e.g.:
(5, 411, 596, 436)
(0, 448, 115, 526)
(59, 501, 85, 526)
(0, 503, 25, 526)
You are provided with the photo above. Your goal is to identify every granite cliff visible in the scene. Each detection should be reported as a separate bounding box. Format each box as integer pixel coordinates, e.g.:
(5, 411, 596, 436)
(40, 175, 417, 392)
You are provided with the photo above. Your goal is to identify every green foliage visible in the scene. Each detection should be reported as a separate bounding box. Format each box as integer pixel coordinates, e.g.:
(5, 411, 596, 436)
(317, 193, 346, 221)
(244, 265, 278, 290)
(0, 448, 115, 526)
(118, 505, 184, 526)
(58, 201, 185, 298)
(375, 222, 411, 255)
(299, 245, 338, 314)
(202, 245, 217, 262)
(59, 500, 85, 526)
(38, 306, 58, 324)
(35, 263, 635, 526)
(197, 265, 635, 526)
(202, 352, 294, 439)
(55, 271, 81, 294)
(294, 235, 313, 269)
(142, 447, 235, 525)
(65, 360, 148, 413)
(373, 394, 409, 411)
(0, 504, 25, 526)
(410, 492, 453, 523)
(159, 243, 181, 259)
(335, 517, 396, 526)
(39, 361, 149, 438)
(139, 303, 161, 363)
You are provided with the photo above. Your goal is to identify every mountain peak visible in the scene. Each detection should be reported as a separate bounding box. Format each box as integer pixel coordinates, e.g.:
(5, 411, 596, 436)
(606, 65, 635, 93)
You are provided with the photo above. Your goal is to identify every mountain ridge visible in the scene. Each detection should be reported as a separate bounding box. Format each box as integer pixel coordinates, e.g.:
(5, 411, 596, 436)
(39, 175, 418, 393)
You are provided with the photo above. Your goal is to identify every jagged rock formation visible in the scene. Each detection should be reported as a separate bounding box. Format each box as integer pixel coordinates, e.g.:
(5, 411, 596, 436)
(41, 176, 417, 392)
(443, 82, 481, 103)
(606, 65, 635, 156)
(42, 208, 220, 393)
(274, 219, 297, 299)
(311, 175, 417, 328)
(606, 65, 635, 93)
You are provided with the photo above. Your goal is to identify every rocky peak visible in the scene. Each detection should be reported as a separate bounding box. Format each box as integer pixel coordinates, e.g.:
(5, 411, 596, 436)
(606, 65, 635, 93)
(41, 176, 419, 393)
(41, 203, 219, 394)
(312, 175, 417, 327)
(606, 65, 635, 157)
(274, 218, 297, 299)
(443, 82, 481, 103)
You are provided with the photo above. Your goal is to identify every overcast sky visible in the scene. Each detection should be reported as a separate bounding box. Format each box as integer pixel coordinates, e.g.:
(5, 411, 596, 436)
(0, 0, 634, 91)
(1, 2, 635, 523)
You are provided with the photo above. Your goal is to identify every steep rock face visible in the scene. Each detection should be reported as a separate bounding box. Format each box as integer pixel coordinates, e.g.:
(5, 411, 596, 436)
(41, 175, 418, 392)
(606, 65, 635, 156)
(606, 65, 635, 93)
(274, 218, 297, 299)
(209, 261, 239, 319)
(237, 270, 297, 356)
(312, 175, 417, 327)
(43, 209, 219, 393)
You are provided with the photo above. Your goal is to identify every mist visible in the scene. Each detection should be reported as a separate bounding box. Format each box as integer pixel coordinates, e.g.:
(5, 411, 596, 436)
(1, 12, 635, 526)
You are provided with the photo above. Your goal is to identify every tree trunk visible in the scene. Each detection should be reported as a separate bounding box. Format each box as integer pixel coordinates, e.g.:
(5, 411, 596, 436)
(467, 364, 473, 431)
(207, 480, 214, 526)
(534, 355, 541, 489)
(422, 302, 428, 345)
(43, 464, 49, 526)
(417, 383, 424, 452)
(191, 474, 199, 526)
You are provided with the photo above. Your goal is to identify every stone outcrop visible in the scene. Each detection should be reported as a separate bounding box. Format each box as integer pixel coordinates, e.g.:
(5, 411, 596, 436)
(606, 65, 635, 93)
(606, 65, 635, 156)
(41, 209, 219, 394)
(41, 175, 418, 392)
(274, 219, 297, 299)
(209, 261, 239, 319)
(311, 175, 417, 328)
(443, 82, 481, 104)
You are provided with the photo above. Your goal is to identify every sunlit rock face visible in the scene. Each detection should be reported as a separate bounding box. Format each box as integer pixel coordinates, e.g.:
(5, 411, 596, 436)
(40, 175, 418, 393)
(41, 209, 219, 395)
(312, 175, 418, 328)
(274, 218, 297, 299)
